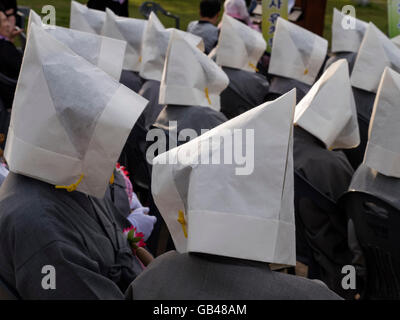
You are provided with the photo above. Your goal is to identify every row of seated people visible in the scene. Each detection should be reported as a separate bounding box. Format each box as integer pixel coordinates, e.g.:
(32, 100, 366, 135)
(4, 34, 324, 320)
(0, 1, 398, 300)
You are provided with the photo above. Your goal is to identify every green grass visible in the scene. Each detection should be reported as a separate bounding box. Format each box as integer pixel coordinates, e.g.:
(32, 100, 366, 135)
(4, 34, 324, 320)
(19, 0, 388, 41)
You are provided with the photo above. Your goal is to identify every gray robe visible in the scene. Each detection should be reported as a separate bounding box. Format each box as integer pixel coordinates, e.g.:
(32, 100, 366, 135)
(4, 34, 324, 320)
(119, 70, 144, 93)
(293, 126, 354, 298)
(265, 75, 311, 103)
(220, 67, 269, 119)
(343, 88, 376, 169)
(152, 104, 228, 148)
(187, 20, 219, 55)
(126, 251, 342, 300)
(137, 79, 163, 131)
(0, 172, 143, 299)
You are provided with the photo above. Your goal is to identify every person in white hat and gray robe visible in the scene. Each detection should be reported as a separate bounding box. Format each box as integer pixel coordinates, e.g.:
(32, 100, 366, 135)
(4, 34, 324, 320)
(126, 89, 341, 300)
(266, 18, 328, 103)
(214, 14, 270, 120)
(0, 24, 149, 299)
(346, 23, 400, 168)
(137, 12, 204, 131)
(152, 30, 229, 149)
(101, 8, 147, 93)
(293, 59, 360, 297)
(324, 8, 368, 73)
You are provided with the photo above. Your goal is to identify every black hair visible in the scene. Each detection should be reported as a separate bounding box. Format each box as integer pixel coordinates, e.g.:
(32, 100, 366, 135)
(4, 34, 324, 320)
(200, 0, 221, 18)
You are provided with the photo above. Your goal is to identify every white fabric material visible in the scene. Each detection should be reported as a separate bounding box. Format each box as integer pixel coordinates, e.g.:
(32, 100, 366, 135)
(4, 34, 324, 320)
(268, 18, 328, 85)
(128, 193, 156, 241)
(294, 59, 360, 150)
(363, 67, 400, 178)
(392, 35, 400, 49)
(4, 24, 148, 198)
(351, 23, 400, 93)
(151, 90, 296, 265)
(215, 14, 266, 72)
(140, 12, 204, 81)
(331, 8, 368, 53)
(70, 0, 106, 35)
(101, 8, 147, 72)
(29, 10, 126, 80)
(159, 31, 229, 111)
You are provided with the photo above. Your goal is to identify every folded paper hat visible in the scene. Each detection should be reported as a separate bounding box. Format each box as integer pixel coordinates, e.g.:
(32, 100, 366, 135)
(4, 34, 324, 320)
(294, 59, 360, 150)
(70, 0, 106, 35)
(268, 17, 328, 86)
(151, 89, 296, 265)
(29, 10, 126, 80)
(215, 14, 266, 72)
(363, 67, 400, 178)
(140, 12, 204, 81)
(331, 8, 368, 53)
(4, 24, 148, 198)
(101, 8, 147, 73)
(159, 31, 229, 111)
(351, 23, 400, 93)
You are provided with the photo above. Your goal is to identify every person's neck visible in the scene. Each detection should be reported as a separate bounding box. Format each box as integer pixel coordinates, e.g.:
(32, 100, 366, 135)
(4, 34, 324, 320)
(199, 16, 217, 25)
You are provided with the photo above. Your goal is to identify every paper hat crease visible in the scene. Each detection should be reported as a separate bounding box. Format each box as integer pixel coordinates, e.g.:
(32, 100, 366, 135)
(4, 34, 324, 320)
(101, 8, 147, 72)
(268, 18, 328, 86)
(216, 14, 266, 72)
(70, 0, 106, 35)
(294, 59, 360, 150)
(140, 12, 204, 81)
(29, 10, 126, 80)
(159, 31, 229, 111)
(363, 67, 400, 178)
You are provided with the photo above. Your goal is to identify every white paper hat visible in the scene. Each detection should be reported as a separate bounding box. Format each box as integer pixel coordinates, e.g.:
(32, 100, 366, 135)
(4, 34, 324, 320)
(70, 0, 106, 35)
(351, 23, 400, 93)
(140, 12, 204, 81)
(331, 8, 368, 53)
(101, 8, 147, 72)
(5, 24, 148, 198)
(215, 14, 266, 72)
(151, 89, 296, 265)
(28, 10, 126, 80)
(268, 18, 328, 85)
(363, 67, 400, 178)
(159, 31, 229, 111)
(392, 35, 400, 49)
(294, 59, 360, 150)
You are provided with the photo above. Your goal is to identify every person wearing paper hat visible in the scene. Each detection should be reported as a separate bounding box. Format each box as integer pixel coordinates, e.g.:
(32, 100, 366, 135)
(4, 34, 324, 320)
(348, 23, 400, 168)
(267, 17, 328, 103)
(137, 12, 204, 131)
(214, 14, 269, 120)
(70, 0, 106, 35)
(29, 9, 126, 81)
(347, 68, 400, 277)
(152, 30, 228, 148)
(187, 0, 221, 55)
(293, 59, 358, 297)
(101, 8, 147, 93)
(0, 24, 149, 299)
(127, 90, 340, 300)
(324, 8, 368, 73)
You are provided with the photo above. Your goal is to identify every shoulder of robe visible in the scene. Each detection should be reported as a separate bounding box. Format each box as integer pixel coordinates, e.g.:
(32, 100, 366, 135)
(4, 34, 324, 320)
(270, 272, 343, 300)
